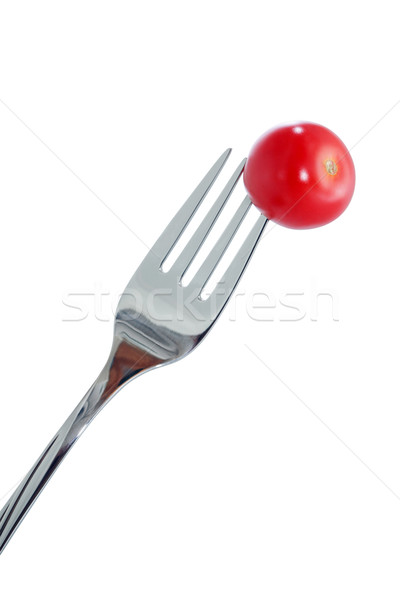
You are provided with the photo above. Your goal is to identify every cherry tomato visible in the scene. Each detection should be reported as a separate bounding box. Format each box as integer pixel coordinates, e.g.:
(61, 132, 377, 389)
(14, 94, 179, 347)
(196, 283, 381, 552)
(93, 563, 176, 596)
(243, 122, 355, 229)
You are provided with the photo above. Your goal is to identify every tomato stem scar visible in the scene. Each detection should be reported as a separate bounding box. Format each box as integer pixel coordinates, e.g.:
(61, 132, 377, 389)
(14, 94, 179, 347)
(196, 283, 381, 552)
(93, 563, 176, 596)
(325, 159, 338, 175)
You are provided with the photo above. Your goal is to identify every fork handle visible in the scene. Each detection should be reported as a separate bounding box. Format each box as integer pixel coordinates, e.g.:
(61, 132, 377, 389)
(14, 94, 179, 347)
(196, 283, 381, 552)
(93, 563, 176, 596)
(0, 380, 109, 554)
(0, 336, 153, 555)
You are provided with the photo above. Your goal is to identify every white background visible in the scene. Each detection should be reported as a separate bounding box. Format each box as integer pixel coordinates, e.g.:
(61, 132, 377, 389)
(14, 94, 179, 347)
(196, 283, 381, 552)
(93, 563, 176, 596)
(1, 1, 400, 598)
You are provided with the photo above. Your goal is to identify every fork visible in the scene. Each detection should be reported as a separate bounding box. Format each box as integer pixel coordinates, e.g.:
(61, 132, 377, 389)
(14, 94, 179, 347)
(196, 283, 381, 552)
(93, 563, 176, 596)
(0, 149, 267, 554)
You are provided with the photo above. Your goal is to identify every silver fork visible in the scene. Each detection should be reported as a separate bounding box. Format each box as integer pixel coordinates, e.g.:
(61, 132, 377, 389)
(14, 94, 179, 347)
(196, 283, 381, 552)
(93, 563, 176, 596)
(0, 149, 267, 554)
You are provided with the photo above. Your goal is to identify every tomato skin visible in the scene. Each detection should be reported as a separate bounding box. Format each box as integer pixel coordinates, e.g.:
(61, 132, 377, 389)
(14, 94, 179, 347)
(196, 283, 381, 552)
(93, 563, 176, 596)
(243, 122, 355, 229)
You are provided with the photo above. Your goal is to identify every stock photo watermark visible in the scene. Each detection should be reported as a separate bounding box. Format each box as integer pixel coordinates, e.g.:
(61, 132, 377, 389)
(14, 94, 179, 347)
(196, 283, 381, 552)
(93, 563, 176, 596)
(61, 283, 339, 323)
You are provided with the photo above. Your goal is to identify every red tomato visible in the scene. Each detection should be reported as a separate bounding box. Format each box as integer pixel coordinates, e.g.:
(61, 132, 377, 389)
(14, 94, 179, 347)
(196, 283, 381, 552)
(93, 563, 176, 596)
(243, 122, 355, 229)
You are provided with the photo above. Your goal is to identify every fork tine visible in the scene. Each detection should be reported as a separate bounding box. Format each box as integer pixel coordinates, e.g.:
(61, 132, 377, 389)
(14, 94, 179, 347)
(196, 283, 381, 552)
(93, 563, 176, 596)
(150, 148, 232, 263)
(190, 196, 252, 290)
(206, 214, 268, 317)
(172, 159, 246, 278)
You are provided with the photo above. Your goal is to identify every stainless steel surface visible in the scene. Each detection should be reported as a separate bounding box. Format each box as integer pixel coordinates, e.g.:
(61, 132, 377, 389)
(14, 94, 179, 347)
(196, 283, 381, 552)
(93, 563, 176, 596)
(0, 149, 267, 555)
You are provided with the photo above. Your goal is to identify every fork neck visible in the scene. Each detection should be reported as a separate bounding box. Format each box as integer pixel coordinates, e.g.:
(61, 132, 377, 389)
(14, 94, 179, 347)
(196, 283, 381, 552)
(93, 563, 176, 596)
(101, 335, 163, 397)
(63, 335, 163, 433)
